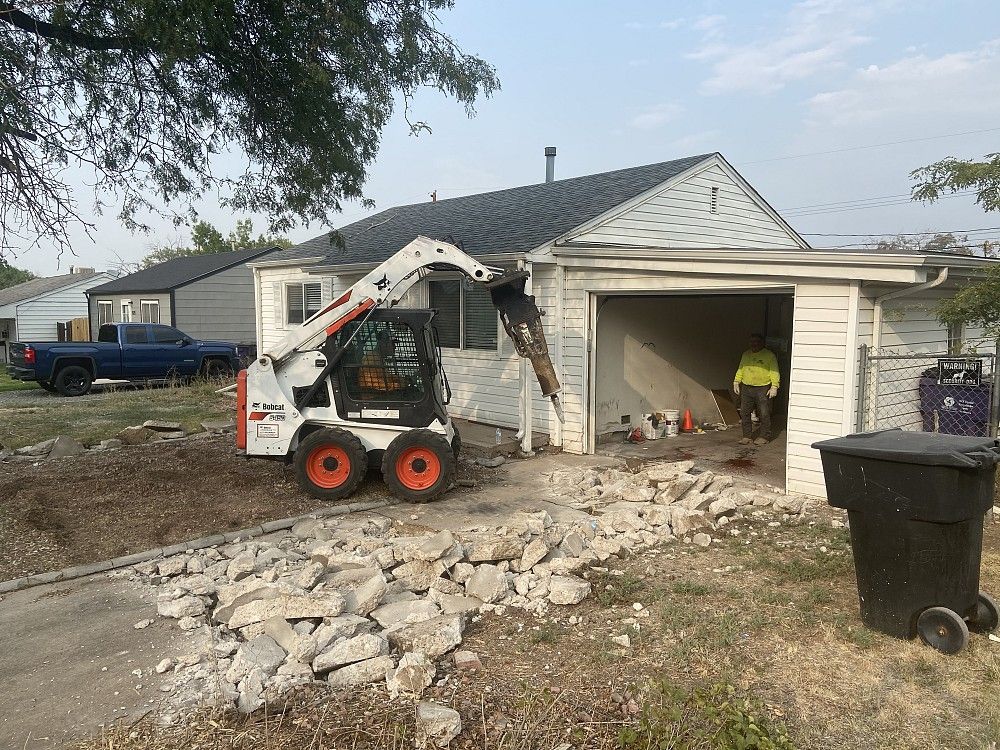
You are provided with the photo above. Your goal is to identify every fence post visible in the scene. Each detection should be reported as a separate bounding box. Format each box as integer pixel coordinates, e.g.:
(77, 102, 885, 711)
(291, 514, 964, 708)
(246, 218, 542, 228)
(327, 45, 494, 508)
(992, 342, 1000, 438)
(855, 343, 868, 433)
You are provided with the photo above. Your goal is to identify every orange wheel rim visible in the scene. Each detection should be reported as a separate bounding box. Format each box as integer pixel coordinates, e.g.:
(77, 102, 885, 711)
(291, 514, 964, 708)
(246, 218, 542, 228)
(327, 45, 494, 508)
(396, 447, 442, 491)
(306, 445, 351, 489)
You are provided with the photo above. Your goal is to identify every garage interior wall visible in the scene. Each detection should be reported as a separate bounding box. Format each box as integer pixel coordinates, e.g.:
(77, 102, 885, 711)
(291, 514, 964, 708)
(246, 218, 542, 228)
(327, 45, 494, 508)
(595, 295, 789, 435)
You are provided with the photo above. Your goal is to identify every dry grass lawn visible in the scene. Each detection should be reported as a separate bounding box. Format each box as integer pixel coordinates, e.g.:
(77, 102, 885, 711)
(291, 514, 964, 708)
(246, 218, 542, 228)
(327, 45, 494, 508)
(69, 508, 1000, 750)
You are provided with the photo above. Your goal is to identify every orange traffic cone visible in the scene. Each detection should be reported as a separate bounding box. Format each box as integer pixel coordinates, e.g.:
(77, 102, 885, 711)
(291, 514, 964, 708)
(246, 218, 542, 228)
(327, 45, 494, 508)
(680, 409, 694, 432)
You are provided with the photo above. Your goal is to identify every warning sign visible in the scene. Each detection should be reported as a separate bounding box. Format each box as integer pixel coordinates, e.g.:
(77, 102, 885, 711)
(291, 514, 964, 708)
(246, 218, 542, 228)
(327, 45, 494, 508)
(937, 358, 983, 387)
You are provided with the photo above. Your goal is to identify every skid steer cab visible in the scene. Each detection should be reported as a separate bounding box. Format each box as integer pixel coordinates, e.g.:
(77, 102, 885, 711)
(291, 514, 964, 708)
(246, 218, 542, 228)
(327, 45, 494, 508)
(237, 236, 564, 504)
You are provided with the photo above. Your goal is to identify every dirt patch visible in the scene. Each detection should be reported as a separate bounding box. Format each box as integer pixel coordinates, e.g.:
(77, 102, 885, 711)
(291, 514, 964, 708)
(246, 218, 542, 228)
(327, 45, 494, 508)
(0, 435, 498, 581)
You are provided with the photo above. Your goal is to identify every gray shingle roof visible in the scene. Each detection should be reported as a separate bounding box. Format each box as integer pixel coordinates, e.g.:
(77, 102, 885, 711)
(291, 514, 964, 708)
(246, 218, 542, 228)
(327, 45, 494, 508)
(88, 246, 279, 294)
(0, 270, 103, 307)
(266, 153, 718, 267)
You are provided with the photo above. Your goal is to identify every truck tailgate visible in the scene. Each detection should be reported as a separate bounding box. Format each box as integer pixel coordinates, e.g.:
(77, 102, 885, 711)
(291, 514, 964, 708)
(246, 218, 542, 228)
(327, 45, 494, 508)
(8, 342, 28, 367)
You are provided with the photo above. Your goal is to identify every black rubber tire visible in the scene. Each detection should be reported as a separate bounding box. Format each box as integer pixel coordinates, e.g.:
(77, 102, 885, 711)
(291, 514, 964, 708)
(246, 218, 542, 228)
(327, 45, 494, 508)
(293, 427, 368, 501)
(451, 422, 462, 461)
(916, 607, 969, 655)
(202, 358, 234, 380)
(38, 381, 58, 393)
(382, 429, 456, 503)
(54, 365, 93, 397)
(969, 592, 1000, 634)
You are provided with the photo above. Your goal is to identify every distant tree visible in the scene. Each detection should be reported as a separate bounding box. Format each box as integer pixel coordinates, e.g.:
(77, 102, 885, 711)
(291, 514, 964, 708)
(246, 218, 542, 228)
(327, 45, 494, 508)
(912, 153, 1000, 212)
(141, 220, 292, 268)
(0, 1, 499, 259)
(871, 233, 973, 254)
(0, 262, 36, 290)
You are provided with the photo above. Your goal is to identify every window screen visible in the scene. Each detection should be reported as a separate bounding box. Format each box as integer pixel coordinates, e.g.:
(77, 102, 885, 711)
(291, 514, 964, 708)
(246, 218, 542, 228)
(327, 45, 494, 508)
(336, 320, 426, 403)
(287, 282, 322, 325)
(429, 280, 461, 348)
(97, 301, 113, 325)
(140, 300, 160, 324)
(124, 326, 148, 344)
(428, 279, 497, 351)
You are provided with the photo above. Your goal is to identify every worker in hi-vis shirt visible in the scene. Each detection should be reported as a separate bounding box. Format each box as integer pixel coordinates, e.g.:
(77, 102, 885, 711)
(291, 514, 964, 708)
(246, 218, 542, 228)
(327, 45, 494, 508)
(733, 333, 780, 446)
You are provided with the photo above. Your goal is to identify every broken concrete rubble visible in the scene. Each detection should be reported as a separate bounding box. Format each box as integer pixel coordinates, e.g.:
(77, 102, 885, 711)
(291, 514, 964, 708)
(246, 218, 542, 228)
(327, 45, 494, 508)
(134, 456, 809, 722)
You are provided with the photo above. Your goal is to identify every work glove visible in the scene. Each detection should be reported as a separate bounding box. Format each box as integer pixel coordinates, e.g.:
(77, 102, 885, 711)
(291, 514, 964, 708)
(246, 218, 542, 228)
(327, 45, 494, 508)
(733, 381, 740, 395)
(767, 386, 778, 399)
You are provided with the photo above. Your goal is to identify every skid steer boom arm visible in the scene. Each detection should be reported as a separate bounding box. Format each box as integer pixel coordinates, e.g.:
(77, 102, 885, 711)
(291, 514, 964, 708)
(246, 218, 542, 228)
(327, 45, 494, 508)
(262, 235, 564, 421)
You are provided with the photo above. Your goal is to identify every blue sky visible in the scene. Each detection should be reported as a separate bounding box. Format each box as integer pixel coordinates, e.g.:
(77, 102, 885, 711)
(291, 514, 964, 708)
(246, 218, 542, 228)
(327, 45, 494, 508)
(20, 0, 1000, 274)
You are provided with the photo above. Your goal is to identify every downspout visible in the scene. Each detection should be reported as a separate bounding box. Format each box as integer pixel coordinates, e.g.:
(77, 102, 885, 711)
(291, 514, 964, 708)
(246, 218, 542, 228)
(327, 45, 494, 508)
(252, 265, 263, 354)
(872, 267, 949, 350)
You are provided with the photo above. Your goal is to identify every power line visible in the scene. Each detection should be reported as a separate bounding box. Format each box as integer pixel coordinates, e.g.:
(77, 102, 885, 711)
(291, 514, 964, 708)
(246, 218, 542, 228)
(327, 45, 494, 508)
(782, 191, 976, 218)
(740, 126, 1000, 166)
(803, 226, 1000, 237)
(781, 189, 977, 212)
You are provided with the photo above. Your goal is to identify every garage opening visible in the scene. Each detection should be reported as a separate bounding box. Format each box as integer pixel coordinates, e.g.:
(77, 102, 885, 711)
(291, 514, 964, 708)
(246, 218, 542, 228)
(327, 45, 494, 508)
(591, 291, 794, 488)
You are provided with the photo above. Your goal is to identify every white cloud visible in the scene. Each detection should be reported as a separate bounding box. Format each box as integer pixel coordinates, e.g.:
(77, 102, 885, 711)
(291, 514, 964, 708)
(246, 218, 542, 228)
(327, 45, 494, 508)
(807, 39, 1000, 128)
(693, 14, 727, 34)
(692, 0, 890, 94)
(660, 18, 684, 30)
(623, 21, 645, 30)
(665, 130, 722, 153)
(629, 103, 684, 131)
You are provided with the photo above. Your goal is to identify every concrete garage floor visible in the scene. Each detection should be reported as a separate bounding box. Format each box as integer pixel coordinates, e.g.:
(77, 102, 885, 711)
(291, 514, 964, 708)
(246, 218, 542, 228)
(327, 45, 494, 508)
(598, 422, 786, 489)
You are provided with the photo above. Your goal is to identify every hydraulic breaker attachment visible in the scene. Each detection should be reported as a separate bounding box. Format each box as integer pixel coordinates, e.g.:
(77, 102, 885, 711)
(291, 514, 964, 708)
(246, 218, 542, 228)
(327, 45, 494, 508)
(487, 271, 565, 423)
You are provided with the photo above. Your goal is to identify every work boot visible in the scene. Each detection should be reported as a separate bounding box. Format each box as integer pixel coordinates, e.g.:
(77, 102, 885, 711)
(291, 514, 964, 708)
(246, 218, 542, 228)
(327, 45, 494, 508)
(739, 437, 752, 445)
(754, 437, 768, 446)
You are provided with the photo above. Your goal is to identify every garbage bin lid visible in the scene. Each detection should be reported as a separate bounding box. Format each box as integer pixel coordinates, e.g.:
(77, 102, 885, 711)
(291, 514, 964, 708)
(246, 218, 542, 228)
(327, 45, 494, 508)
(812, 429, 1000, 469)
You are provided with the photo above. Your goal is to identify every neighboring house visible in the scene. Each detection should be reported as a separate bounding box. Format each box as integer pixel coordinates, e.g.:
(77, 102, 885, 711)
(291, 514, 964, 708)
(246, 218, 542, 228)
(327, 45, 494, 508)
(0, 268, 113, 363)
(249, 152, 994, 498)
(87, 247, 281, 348)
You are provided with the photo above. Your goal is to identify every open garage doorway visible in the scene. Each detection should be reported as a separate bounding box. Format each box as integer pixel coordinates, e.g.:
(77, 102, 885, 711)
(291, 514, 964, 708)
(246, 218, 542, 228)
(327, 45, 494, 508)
(589, 290, 794, 489)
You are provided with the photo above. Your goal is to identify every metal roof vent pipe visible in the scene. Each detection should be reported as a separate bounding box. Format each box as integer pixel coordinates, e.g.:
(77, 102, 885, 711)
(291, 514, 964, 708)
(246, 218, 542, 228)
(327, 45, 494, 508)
(545, 146, 556, 183)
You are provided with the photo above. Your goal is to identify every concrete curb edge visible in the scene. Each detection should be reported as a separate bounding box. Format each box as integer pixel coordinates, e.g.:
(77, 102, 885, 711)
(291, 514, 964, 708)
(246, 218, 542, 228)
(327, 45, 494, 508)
(0, 499, 395, 596)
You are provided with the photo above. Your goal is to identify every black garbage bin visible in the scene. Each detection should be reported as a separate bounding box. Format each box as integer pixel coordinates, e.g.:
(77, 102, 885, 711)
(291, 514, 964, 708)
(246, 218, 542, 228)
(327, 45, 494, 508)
(813, 429, 1000, 654)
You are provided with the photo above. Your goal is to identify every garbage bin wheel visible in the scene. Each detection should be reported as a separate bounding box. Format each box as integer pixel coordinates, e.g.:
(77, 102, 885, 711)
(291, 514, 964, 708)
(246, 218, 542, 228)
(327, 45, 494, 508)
(916, 607, 969, 655)
(969, 592, 1000, 634)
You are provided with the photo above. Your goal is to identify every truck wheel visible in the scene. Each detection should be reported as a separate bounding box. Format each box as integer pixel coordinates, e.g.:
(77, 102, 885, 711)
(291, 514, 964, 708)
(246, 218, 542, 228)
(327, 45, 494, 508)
(54, 366, 93, 397)
(383, 429, 455, 503)
(202, 359, 234, 380)
(294, 427, 368, 501)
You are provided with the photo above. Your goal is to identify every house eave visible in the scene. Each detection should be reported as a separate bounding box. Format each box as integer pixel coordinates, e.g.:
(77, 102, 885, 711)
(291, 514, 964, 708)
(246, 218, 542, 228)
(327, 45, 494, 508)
(247, 255, 324, 269)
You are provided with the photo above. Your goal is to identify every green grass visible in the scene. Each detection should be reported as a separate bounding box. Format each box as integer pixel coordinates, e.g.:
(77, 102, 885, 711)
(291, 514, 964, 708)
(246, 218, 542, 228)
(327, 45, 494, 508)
(0, 379, 232, 448)
(595, 570, 648, 607)
(0, 371, 38, 392)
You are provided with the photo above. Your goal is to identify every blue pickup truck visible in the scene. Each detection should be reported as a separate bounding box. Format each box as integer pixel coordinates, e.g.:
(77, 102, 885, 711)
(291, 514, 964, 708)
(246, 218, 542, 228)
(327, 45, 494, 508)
(6, 323, 240, 396)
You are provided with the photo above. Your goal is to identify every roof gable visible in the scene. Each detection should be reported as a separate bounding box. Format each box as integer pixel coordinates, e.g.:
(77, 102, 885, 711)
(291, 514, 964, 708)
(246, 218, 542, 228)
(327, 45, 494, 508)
(0, 270, 106, 308)
(264, 154, 718, 268)
(88, 246, 279, 294)
(556, 154, 809, 251)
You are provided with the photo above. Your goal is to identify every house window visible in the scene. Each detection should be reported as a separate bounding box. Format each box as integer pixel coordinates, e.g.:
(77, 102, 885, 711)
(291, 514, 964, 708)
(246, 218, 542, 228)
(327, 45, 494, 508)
(121, 300, 132, 322)
(139, 300, 160, 324)
(286, 282, 322, 325)
(948, 321, 965, 355)
(97, 301, 113, 325)
(710, 186, 720, 214)
(428, 279, 498, 352)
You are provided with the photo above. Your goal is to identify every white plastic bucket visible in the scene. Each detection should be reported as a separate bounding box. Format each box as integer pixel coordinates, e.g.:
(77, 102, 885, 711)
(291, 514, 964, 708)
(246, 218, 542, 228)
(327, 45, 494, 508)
(663, 409, 680, 437)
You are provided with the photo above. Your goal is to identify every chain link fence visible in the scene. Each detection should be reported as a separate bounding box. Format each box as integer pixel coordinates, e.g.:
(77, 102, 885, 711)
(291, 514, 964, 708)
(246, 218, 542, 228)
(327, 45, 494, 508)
(856, 343, 1000, 437)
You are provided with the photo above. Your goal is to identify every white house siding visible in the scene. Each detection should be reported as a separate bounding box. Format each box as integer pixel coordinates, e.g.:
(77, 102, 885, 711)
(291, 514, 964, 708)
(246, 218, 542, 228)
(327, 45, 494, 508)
(18, 273, 113, 341)
(784, 282, 855, 498)
(564, 163, 803, 250)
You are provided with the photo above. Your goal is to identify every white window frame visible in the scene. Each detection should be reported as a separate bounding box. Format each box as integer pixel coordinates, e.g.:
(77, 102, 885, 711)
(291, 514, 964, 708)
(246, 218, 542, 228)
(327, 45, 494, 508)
(139, 299, 160, 324)
(285, 281, 322, 326)
(97, 300, 113, 325)
(120, 300, 132, 323)
(428, 277, 500, 355)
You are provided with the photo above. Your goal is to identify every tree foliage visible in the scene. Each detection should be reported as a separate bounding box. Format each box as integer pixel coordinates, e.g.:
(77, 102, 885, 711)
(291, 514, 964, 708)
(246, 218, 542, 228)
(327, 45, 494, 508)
(0, 1, 499, 258)
(911, 153, 1000, 212)
(140, 219, 291, 268)
(937, 265, 1000, 339)
(0, 262, 36, 290)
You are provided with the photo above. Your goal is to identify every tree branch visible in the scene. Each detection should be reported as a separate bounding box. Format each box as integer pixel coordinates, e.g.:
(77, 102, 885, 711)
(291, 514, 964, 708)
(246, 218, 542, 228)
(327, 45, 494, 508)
(0, 4, 139, 51)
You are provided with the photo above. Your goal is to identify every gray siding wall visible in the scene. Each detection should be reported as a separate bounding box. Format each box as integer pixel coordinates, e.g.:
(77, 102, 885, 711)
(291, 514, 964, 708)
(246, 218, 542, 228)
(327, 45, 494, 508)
(89, 292, 172, 335)
(173, 263, 257, 344)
